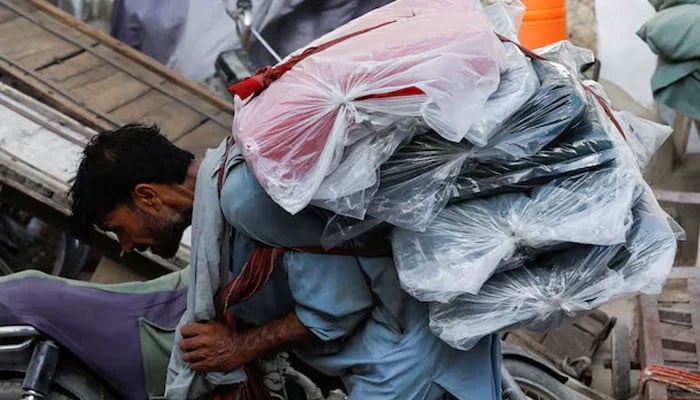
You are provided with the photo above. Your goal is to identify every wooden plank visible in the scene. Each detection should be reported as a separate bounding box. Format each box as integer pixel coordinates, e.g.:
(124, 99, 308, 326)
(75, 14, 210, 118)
(688, 278, 700, 365)
(158, 80, 232, 128)
(672, 113, 692, 163)
(174, 117, 231, 157)
(61, 63, 115, 90)
(0, 84, 90, 145)
(109, 90, 205, 140)
(639, 295, 669, 400)
(70, 70, 151, 113)
(670, 267, 700, 280)
(660, 279, 690, 304)
(659, 309, 692, 327)
(0, 17, 80, 70)
(5, 0, 97, 48)
(68, 43, 230, 128)
(41, 51, 104, 82)
(1, 0, 230, 127)
(0, 56, 116, 129)
(662, 338, 696, 354)
(654, 189, 700, 205)
(28, 0, 234, 114)
(0, 4, 18, 24)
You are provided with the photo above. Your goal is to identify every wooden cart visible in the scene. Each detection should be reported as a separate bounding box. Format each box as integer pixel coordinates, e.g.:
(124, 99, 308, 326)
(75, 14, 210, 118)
(0, 0, 233, 159)
(639, 268, 700, 400)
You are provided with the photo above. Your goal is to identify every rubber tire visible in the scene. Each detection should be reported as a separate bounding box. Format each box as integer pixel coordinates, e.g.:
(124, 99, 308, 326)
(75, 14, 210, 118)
(504, 359, 581, 400)
(0, 379, 76, 400)
(611, 323, 631, 400)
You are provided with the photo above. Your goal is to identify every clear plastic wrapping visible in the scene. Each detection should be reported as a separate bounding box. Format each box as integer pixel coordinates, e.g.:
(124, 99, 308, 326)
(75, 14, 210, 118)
(614, 110, 673, 170)
(310, 122, 416, 218)
(427, 193, 678, 351)
(392, 168, 642, 302)
(419, 79, 680, 351)
(365, 66, 601, 231)
(233, 0, 506, 214)
(453, 97, 616, 200)
(464, 43, 540, 147)
(536, 41, 595, 80)
(475, 60, 587, 161)
(483, 0, 526, 42)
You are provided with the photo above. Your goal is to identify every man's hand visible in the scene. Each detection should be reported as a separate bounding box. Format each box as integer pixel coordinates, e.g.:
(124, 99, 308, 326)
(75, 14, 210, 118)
(180, 321, 258, 372)
(179, 313, 315, 372)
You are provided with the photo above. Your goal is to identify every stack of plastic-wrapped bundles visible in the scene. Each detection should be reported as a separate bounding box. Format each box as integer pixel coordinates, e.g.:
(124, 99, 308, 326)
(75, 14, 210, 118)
(230, 0, 680, 351)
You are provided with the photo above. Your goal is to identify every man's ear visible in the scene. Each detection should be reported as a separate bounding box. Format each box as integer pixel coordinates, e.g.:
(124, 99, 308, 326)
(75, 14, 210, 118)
(132, 184, 163, 214)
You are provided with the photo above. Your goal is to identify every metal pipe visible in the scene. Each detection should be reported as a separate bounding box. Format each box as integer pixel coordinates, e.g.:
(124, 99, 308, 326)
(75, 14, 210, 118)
(22, 340, 61, 398)
(0, 325, 40, 339)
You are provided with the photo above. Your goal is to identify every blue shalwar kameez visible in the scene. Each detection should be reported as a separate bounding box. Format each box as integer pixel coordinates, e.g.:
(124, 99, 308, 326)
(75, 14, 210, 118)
(218, 162, 502, 400)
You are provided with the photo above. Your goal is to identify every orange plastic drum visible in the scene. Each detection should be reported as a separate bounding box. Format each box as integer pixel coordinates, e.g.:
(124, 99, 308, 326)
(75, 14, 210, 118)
(519, 0, 568, 49)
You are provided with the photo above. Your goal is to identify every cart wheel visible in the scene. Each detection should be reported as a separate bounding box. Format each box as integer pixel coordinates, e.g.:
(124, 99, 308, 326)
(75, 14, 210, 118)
(611, 322, 630, 400)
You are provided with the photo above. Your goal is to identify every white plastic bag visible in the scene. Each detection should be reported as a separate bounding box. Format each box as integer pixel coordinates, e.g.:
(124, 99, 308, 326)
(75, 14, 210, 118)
(365, 66, 597, 231)
(614, 111, 673, 170)
(424, 75, 680, 351)
(392, 168, 641, 302)
(428, 193, 678, 351)
(233, 0, 506, 214)
(464, 43, 539, 147)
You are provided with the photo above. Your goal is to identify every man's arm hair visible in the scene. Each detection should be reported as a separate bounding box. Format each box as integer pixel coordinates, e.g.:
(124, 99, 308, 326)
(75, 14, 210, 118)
(243, 312, 316, 357)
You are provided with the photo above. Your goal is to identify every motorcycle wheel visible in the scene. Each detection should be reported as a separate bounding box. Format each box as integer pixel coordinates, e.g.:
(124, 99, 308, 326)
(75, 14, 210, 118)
(0, 379, 76, 400)
(504, 359, 582, 400)
(0, 211, 96, 278)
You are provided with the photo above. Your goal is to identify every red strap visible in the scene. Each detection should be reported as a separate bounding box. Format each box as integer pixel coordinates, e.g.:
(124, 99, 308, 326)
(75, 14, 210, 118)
(583, 86, 627, 140)
(214, 244, 390, 320)
(210, 241, 389, 399)
(495, 33, 546, 61)
(228, 20, 424, 101)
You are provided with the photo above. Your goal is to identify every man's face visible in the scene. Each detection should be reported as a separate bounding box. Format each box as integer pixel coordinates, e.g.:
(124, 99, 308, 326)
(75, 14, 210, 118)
(101, 202, 188, 259)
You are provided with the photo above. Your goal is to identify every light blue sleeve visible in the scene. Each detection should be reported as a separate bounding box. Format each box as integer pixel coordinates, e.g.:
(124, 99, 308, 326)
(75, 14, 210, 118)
(285, 252, 374, 341)
(219, 163, 375, 341)
(219, 163, 329, 248)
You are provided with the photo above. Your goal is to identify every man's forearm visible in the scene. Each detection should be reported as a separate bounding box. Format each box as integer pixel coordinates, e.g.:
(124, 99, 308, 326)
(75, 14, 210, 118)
(180, 312, 316, 371)
(243, 312, 316, 357)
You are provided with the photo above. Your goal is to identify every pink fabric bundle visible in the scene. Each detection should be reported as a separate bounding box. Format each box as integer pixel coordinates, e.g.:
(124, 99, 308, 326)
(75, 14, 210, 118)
(233, 0, 507, 214)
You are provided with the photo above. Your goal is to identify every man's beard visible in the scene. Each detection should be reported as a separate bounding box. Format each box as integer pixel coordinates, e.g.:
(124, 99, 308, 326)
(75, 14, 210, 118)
(147, 213, 189, 259)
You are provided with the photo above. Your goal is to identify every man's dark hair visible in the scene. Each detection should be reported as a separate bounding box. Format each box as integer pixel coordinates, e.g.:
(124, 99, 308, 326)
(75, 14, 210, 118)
(69, 124, 194, 238)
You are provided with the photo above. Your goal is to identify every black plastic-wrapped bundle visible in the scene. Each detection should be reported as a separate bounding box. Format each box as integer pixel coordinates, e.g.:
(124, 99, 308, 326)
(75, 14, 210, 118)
(367, 70, 605, 231)
(453, 102, 616, 200)
(427, 191, 677, 351)
(475, 60, 587, 161)
(392, 168, 642, 302)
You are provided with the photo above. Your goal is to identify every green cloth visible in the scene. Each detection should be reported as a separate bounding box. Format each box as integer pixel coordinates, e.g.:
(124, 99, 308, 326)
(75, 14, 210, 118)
(140, 317, 177, 400)
(638, 4, 700, 120)
(0, 269, 187, 399)
(648, 0, 700, 11)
